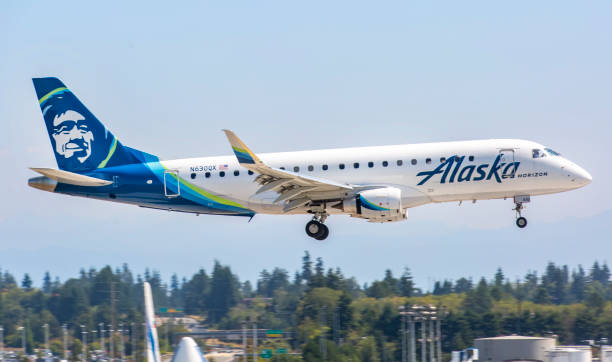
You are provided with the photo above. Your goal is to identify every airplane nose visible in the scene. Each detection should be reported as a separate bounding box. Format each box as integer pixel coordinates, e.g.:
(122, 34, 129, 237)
(566, 163, 592, 186)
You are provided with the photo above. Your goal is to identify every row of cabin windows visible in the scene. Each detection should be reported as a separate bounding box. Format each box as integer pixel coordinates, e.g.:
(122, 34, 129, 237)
(188, 155, 475, 180)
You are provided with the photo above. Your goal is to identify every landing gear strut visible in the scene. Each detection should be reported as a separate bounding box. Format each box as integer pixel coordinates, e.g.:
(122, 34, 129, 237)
(514, 202, 527, 228)
(305, 214, 329, 240)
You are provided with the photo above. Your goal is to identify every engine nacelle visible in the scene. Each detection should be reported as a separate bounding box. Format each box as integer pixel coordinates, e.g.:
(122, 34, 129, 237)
(342, 187, 407, 222)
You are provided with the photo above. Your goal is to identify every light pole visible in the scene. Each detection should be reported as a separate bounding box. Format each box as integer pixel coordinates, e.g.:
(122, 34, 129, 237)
(409, 311, 416, 362)
(81, 325, 87, 362)
(18, 326, 25, 357)
(62, 324, 68, 360)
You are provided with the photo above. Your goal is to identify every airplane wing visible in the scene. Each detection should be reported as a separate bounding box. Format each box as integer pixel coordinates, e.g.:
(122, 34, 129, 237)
(223, 130, 353, 212)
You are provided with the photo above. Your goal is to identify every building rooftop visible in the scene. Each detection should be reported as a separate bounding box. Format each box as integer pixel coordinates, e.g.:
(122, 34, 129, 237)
(475, 336, 554, 341)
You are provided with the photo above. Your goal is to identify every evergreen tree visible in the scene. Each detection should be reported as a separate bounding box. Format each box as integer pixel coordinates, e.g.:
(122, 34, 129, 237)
(21, 274, 32, 290)
(184, 268, 209, 314)
(301, 251, 313, 284)
(208, 261, 240, 323)
(43, 272, 52, 294)
(310, 258, 326, 288)
(398, 268, 415, 297)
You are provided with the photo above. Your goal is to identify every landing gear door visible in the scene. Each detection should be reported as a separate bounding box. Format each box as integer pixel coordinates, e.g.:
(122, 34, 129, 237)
(498, 149, 516, 179)
(164, 170, 180, 198)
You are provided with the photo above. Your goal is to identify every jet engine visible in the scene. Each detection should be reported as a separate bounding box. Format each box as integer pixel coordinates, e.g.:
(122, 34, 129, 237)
(341, 187, 406, 222)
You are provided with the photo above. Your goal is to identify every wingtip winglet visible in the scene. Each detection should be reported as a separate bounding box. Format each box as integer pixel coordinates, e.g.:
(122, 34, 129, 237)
(223, 130, 260, 165)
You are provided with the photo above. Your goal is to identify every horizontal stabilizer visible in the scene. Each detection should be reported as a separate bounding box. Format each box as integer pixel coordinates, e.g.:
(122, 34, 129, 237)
(30, 168, 112, 187)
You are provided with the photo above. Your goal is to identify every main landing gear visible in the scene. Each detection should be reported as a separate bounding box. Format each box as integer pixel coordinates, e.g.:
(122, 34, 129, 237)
(514, 202, 527, 228)
(305, 214, 329, 240)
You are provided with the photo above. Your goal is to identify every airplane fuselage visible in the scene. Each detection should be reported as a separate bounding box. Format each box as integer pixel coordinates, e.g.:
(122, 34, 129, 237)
(30, 138, 591, 218)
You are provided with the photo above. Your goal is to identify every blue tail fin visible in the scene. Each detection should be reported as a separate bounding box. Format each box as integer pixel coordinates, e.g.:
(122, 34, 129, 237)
(33, 77, 154, 172)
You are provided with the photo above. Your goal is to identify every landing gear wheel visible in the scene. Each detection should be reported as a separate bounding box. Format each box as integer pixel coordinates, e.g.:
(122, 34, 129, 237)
(516, 217, 527, 228)
(314, 224, 329, 241)
(305, 220, 323, 238)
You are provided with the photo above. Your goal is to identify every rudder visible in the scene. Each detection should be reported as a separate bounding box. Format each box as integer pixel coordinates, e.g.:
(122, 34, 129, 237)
(33, 77, 144, 172)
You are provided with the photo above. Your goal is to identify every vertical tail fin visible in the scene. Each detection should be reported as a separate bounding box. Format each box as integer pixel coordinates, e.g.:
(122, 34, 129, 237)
(144, 282, 162, 362)
(32, 77, 153, 173)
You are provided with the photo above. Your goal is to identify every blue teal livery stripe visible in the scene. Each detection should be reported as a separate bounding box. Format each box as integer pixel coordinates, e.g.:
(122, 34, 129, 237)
(359, 195, 391, 211)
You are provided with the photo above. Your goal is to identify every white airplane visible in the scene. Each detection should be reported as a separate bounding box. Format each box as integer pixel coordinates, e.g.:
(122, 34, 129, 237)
(29, 77, 592, 240)
(144, 282, 207, 362)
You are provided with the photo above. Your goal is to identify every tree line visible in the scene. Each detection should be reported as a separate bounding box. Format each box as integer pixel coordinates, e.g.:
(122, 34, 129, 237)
(0, 253, 610, 361)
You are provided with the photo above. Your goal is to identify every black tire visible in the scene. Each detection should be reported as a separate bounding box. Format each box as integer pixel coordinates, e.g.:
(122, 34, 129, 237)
(516, 217, 527, 228)
(305, 220, 322, 238)
(315, 224, 329, 241)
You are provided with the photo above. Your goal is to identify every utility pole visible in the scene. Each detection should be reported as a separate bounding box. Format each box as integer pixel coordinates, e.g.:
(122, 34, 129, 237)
(43, 323, 49, 356)
(111, 282, 116, 362)
(252, 320, 257, 362)
(0, 325, 4, 362)
(421, 314, 427, 362)
(100, 323, 105, 358)
(409, 313, 416, 362)
(399, 306, 407, 362)
(63, 324, 68, 360)
(319, 306, 327, 361)
(242, 320, 247, 362)
(109, 324, 114, 362)
(130, 322, 134, 360)
(436, 315, 442, 362)
(81, 325, 87, 362)
(429, 317, 435, 362)
(119, 325, 126, 362)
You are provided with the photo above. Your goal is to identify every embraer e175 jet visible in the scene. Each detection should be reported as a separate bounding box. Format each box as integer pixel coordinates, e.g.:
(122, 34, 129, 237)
(28, 78, 592, 240)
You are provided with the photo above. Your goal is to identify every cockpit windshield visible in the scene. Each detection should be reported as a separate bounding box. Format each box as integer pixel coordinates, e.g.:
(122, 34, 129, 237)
(545, 148, 561, 156)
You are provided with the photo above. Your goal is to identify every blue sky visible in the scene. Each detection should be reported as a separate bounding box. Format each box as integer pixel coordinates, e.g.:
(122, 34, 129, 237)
(1, 1, 610, 290)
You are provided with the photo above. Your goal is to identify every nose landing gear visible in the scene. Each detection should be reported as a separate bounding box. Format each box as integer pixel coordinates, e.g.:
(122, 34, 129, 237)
(514, 202, 527, 228)
(305, 214, 329, 240)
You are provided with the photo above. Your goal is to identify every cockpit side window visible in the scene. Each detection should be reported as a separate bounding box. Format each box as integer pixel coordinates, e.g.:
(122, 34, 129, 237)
(545, 148, 561, 156)
(532, 149, 546, 158)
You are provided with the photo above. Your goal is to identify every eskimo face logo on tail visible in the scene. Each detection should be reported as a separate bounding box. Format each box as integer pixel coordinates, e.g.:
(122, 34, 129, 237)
(51, 110, 94, 163)
(41, 90, 113, 171)
(416, 155, 520, 185)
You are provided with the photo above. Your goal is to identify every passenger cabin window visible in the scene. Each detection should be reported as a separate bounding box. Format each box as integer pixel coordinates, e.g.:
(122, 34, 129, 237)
(219, 171, 225, 177)
(205, 172, 211, 178)
(234, 170, 240, 176)
(308, 165, 314, 171)
(190, 173, 196, 179)
(426, 158, 432, 164)
(294, 166, 300, 172)
(411, 159, 417, 165)
(339, 163, 345, 170)
(280, 167, 285, 170)
(440, 157, 446, 163)
(353, 162, 359, 169)
(532, 149, 546, 158)
(368, 161, 374, 168)
(382, 161, 388, 167)
(397, 160, 403, 166)
(468, 155, 475, 162)
(322, 164, 328, 171)
(248, 170, 254, 175)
